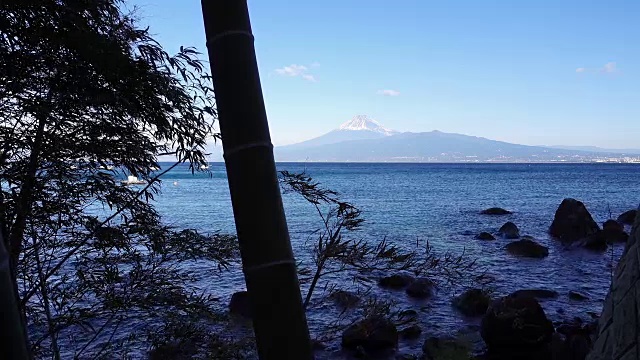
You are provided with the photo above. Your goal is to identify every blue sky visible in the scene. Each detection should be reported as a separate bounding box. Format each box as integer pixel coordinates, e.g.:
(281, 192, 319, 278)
(128, 0, 639, 148)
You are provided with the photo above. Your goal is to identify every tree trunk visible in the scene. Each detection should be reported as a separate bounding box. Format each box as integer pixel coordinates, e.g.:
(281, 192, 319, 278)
(200, 1, 313, 359)
(0, 225, 30, 360)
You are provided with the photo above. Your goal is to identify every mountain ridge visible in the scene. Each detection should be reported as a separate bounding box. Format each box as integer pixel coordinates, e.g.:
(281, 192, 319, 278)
(274, 116, 640, 163)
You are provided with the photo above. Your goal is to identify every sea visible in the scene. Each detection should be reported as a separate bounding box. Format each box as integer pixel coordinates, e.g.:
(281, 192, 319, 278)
(151, 162, 638, 358)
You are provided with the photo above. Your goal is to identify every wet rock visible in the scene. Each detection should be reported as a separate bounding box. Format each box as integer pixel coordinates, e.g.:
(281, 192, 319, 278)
(399, 325, 422, 340)
(379, 274, 414, 289)
(311, 339, 327, 351)
(481, 295, 554, 355)
(452, 288, 491, 317)
(505, 239, 549, 258)
(399, 309, 418, 318)
(549, 198, 600, 242)
(476, 232, 496, 240)
(579, 232, 608, 252)
(511, 289, 559, 299)
(600, 220, 629, 243)
(568, 291, 589, 301)
(229, 291, 251, 318)
(406, 278, 434, 299)
(481, 207, 512, 215)
(617, 209, 638, 225)
(342, 316, 398, 352)
(329, 290, 360, 308)
(498, 221, 520, 239)
(554, 319, 593, 360)
(422, 337, 471, 360)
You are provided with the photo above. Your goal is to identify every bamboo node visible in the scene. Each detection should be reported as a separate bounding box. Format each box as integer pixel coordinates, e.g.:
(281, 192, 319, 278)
(243, 259, 295, 273)
(207, 30, 254, 45)
(224, 141, 273, 158)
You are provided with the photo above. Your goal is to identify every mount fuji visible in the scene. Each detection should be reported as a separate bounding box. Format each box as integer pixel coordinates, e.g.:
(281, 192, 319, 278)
(274, 116, 635, 162)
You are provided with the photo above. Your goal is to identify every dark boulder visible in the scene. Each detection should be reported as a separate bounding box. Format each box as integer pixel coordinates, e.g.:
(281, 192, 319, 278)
(511, 289, 559, 300)
(399, 325, 422, 340)
(481, 295, 554, 356)
(379, 274, 414, 289)
(578, 231, 609, 251)
(342, 316, 398, 352)
(568, 291, 589, 301)
(229, 291, 251, 318)
(617, 209, 638, 225)
(549, 198, 600, 242)
(452, 288, 491, 317)
(505, 239, 549, 258)
(422, 337, 470, 360)
(329, 290, 360, 308)
(481, 207, 512, 215)
(476, 232, 496, 240)
(498, 222, 520, 239)
(600, 220, 629, 243)
(405, 278, 434, 299)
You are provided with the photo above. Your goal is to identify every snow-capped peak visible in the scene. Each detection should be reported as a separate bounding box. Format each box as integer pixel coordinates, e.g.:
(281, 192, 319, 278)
(338, 115, 396, 136)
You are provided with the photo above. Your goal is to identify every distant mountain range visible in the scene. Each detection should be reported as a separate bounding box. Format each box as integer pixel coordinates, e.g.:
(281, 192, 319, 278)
(274, 116, 640, 163)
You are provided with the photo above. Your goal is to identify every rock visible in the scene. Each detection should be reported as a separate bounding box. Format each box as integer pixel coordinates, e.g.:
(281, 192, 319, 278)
(476, 232, 496, 240)
(395, 354, 418, 360)
(342, 316, 398, 352)
(505, 239, 549, 258)
(379, 274, 414, 289)
(399, 309, 418, 318)
(511, 289, 559, 299)
(600, 220, 629, 243)
(549, 198, 600, 242)
(229, 291, 251, 318)
(452, 288, 491, 317)
(568, 291, 589, 301)
(399, 325, 422, 340)
(498, 222, 520, 239)
(481, 295, 554, 355)
(422, 337, 471, 360)
(481, 207, 512, 215)
(329, 290, 360, 308)
(579, 232, 608, 251)
(617, 209, 638, 225)
(406, 278, 434, 299)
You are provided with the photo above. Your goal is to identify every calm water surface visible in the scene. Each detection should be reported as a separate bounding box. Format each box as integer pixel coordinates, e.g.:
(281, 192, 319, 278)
(152, 163, 638, 358)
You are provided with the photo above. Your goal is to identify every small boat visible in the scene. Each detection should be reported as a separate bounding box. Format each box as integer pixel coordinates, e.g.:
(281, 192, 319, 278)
(200, 164, 209, 170)
(121, 175, 146, 186)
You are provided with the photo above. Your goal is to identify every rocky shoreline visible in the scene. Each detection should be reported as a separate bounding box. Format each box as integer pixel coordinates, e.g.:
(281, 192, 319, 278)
(228, 199, 637, 359)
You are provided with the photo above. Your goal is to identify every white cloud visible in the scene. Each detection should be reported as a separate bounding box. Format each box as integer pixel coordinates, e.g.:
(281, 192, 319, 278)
(575, 67, 586, 73)
(602, 62, 617, 73)
(377, 89, 401, 96)
(274, 63, 317, 82)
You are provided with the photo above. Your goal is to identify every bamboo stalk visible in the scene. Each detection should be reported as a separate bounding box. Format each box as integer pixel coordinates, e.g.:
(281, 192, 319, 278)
(200, 1, 313, 359)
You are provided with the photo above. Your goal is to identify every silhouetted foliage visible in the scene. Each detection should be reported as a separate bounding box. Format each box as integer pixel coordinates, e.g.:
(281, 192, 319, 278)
(0, 1, 240, 358)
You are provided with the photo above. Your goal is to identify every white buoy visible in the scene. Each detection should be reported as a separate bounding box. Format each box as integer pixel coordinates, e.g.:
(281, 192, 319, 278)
(173, 181, 178, 186)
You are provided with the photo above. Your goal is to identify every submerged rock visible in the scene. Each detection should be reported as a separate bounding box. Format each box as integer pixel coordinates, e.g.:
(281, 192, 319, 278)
(481, 295, 554, 356)
(422, 337, 471, 360)
(406, 278, 434, 299)
(379, 274, 414, 289)
(617, 209, 638, 225)
(399, 325, 422, 340)
(481, 207, 512, 215)
(568, 291, 589, 301)
(505, 239, 549, 258)
(342, 316, 398, 352)
(549, 198, 600, 242)
(511, 289, 559, 300)
(329, 290, 360, 308)
(229, 291, 251, 318)
(498, 222, 520, 239)
(476, 232, 496, 240)
(452, 288, 491, 317)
